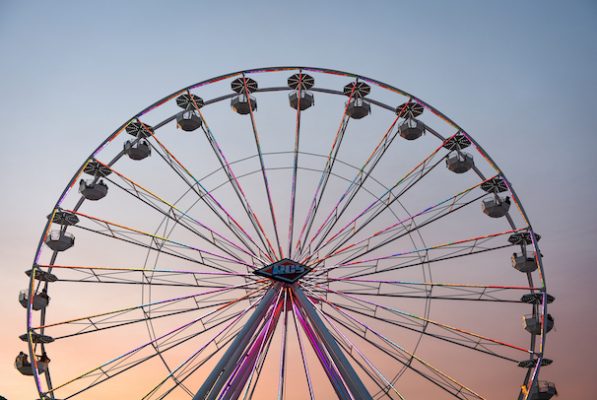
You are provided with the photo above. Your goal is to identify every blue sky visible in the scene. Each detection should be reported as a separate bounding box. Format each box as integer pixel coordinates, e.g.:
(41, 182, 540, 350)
(0, 0, 596, 398)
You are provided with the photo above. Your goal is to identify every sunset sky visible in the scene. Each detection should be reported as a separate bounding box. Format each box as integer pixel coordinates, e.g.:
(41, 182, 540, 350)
(1, 1, 596, 399)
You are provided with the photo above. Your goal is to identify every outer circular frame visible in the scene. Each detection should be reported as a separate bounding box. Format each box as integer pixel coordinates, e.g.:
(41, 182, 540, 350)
(24, 67, 550, 400)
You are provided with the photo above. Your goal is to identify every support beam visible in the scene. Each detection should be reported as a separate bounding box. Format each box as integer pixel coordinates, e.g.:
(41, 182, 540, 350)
(220, 295, 283, 400)
(293, 286, 372, 400)
(293, 297, 352, 400)
(193, 285, 279, 400)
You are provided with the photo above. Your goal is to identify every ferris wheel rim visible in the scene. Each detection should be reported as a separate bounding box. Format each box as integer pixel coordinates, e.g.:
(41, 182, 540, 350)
(24, 66, 550, 400)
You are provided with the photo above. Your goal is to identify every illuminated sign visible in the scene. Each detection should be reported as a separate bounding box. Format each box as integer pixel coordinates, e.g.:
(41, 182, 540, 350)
(254, 258, 311, 284)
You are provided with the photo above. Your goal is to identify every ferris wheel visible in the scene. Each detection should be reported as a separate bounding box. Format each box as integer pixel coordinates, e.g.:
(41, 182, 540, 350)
(18, 67, 557, 399)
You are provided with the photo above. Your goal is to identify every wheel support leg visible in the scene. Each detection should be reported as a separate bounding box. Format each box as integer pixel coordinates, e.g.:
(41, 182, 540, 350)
(293, 286, 372, 400)
(220, 297, 283, 400)
(193, 285, 279, 400)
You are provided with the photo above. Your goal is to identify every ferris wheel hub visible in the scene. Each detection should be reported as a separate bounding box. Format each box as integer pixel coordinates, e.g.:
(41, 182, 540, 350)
(254, 258, 311, 284)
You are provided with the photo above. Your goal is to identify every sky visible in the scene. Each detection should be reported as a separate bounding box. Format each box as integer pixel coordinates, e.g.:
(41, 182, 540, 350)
(0, 0, 596, 398)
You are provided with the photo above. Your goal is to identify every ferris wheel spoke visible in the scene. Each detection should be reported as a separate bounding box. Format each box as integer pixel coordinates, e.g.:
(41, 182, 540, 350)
(239, 75, 284, 259)
(44, 303, 251, 399)
(153, 322, 257, 400)
(317, 305, 480, 400)
(71, 223, 235, 274)
(288, 74, 305, 259)
(69, 315, 244, 400)
(309, 176, 502, 269)
(293, 84, 358, 259)
(321, 300, 519, 364)
(311, 228, 523, 279)
(308, 238, 517, 290)
(68, 209, 252, 273)
(96, 160, 265, 265)
(143, 127, 274, 262)
(307, 285, 531, 358)
(33, 282, 265, 339)
(309, 288, 526, 304)
(326, 240, 513, 281)
(307, 277, 536, 303)
(301, 138, 448, 264)
(302, 114, 401, 261)
(314, 174, 489, 267)
(316, 278, 537, 291)
(335, 337, 404, 400)
(318, 305, 408, 400)
(141, 307, 252, 400)
(309, 286, 408, 396)
(71, 285, 267, 396)
(51, 295, 257, 342)
(302, 288, 487, 400)
(39, 264, 256, 288)
(144, 338, 231, 400)
(194, 105, 280, 261)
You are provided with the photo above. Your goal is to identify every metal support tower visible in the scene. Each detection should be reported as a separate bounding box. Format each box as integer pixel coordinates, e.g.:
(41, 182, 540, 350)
(293, 286, 372, 400)
(193, 285, 280, 400)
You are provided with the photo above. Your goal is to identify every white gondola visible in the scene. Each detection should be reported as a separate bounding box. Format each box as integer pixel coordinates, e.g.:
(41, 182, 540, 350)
(19, 289, 49, 311)
(231, 94, 257, 115)
(15, 352, 49, 376)
(524, 313, 554, 335)
(124, 140, 151, 160)
(529, 381, 558, 399)
(177, 110, 203, 131)
(399, 118, 425, 140)
(482, 196, 511, 218)
(346, 98, 371, 119)
(45, 230, 75, 252)
(79, 179, 108, 200)
(289, 90, 315, 110)
(446, 152, 474, 173)
(512, 251, 538, 273)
